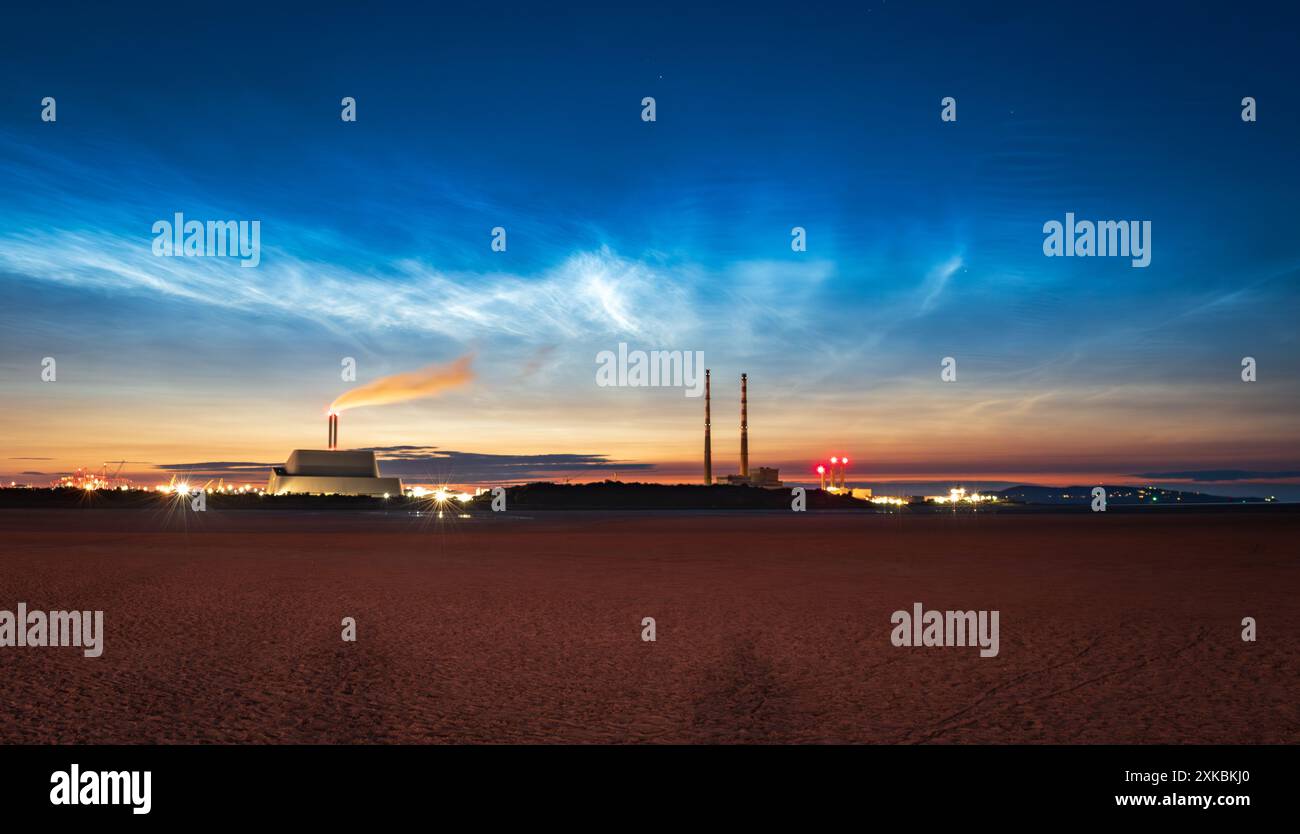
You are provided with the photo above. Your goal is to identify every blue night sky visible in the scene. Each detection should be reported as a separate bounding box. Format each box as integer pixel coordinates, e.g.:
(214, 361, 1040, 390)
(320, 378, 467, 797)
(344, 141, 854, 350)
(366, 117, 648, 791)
(1, 1, 1298, 497)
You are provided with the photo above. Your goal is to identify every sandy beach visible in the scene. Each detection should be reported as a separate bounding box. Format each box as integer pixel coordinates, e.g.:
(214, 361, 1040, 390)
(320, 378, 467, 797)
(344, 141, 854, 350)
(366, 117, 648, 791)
(0, 507, 1295, 744)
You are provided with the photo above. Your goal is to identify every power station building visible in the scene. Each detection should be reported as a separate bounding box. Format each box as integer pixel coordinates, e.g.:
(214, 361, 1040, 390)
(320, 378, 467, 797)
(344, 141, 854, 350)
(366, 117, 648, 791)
(266, 449, 403, 496)
(719, 466, 783, 488)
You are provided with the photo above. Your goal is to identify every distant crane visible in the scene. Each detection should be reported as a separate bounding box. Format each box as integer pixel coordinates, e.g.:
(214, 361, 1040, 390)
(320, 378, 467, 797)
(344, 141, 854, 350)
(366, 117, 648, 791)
(102, 460, 130, 488)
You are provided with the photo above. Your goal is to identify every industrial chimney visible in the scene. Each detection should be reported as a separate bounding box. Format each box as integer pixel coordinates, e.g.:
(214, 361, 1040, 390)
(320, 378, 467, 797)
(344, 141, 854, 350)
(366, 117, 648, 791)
(328, 412, 338, 450)
(704, 369, 712, 485)
(740, 373, 749, 479)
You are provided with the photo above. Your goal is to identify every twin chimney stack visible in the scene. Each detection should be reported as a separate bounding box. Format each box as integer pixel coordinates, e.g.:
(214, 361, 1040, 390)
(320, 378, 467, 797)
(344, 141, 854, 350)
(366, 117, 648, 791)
(703, 369, 712, 485)
(740, 373, 749, 479)
(327, 412, 338, 450)
(702, 372, 753, 484)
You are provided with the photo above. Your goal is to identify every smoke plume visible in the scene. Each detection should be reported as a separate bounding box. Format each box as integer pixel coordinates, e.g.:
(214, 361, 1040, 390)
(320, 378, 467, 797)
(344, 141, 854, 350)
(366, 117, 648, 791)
(329, 355, 474, 413)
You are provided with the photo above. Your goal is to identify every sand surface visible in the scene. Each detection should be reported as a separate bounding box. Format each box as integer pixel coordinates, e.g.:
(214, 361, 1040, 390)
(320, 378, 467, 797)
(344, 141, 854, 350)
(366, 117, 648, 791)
(0, 508, 1295, 743)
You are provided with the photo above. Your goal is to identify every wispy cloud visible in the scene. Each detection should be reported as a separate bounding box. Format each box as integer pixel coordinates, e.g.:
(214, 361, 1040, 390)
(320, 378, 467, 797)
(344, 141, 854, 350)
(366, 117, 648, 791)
(0, 227, 701, 344)
(918, 255, 963, 314)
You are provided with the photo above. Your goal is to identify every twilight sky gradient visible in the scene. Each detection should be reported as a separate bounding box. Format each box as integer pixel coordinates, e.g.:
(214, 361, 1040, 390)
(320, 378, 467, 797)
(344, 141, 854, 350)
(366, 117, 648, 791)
(2, 2, 1299, 496)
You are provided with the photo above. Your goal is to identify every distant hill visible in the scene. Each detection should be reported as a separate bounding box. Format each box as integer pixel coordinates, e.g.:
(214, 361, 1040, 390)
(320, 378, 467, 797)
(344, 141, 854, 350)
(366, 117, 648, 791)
(994, 485, 1267, 505)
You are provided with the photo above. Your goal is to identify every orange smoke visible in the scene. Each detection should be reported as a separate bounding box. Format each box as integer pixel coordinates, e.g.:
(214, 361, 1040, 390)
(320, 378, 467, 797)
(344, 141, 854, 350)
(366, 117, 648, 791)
(329, 355, 474, 413)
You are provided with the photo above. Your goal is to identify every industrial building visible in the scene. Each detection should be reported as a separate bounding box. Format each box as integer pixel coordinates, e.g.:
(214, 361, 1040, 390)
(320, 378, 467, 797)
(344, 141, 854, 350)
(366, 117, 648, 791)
(267, 449, 403, 496)
(265, 413, 403, 496)
(719, 466, 783, 488)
